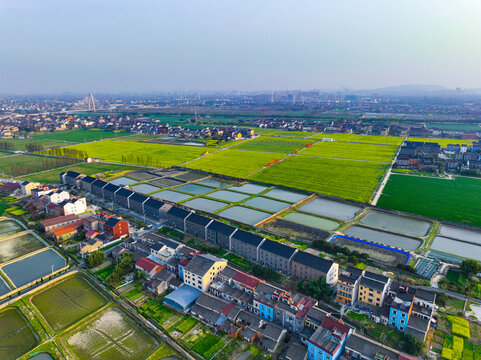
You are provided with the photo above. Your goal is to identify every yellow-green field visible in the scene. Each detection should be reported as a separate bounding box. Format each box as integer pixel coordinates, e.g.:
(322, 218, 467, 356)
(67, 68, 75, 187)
(253, 128, 316, 137)
(310, 133, 403, 145)
(300, 141, 398, 162)
(407, 137, 474, 147)
(47, 140, 209, 167)
(186, 149, 286, 178)
(250, 155, 387, 202)
(232, 136, 312, 153)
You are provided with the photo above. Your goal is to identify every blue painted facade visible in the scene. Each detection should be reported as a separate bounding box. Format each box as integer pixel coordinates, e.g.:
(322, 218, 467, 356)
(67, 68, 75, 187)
(258, 302, 274, 322)
(178, 264, 185, 280)
(389, 306, 409, 332)
(307, 336, 346, 360)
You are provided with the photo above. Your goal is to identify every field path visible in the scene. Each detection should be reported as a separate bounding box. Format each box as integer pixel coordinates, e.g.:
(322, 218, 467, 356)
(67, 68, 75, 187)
(371, 137, 405, 205)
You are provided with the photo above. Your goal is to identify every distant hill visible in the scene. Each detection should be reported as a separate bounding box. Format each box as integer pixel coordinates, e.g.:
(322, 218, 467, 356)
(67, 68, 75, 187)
(353, 84, 452, 96)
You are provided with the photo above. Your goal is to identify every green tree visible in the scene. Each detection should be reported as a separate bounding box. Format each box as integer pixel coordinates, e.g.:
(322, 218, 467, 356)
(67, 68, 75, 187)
(85, 250, 105, 268)
(298, 277, 333, 303)
(108, 252, 134, 285)
(460, 260, 481, 277)
(401, 334, 423, 356)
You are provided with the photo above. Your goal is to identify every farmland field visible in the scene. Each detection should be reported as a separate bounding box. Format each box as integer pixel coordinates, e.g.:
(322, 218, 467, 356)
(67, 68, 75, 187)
(0, 150, 10, 157)
(407, 137, 474, 147)
(186, 149, 286, 178)
(232, 136, 313, 153)
(32, 129, 130, 142)
(0, 307, 39, 360)
(49, 140, 209, 167)
(0, 154, 80, 177)
(31, 275, 108, 331)
(0, 233, 45, 264)
(378, 174, 481, 227)
(19, 162, 140, 184)
(301, 141, 398, 162)
(253, 128, 316, 137)
(62, 307, 158, 360)
(250, 156, 387, 203)
(0, 220, 24, 238)
(0, 138, 69, 151)
(310, 133, 403, 145)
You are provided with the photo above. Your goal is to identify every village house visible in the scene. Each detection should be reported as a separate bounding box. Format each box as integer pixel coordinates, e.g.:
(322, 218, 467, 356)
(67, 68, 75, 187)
(166, 206, 191, 231)
(91, 179, 108, 197)
(184, 213, 212, 240)
(336, 266, 364, 306)
(258, 239, 297, 275)
(103, 218, 129, 239)
(114, 187, 134, 208)
(183, 253, 227, 292)
(230, 229, 264, 262)
(206, 220, 237, 249)
(291, 251, 339, 285)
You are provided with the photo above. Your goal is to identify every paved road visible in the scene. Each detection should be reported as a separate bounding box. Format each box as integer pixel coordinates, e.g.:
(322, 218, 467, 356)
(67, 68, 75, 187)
(418, 285, 481, 304)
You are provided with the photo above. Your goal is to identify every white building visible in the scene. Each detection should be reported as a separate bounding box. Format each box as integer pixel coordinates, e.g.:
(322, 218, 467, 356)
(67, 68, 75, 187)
(62, 198, 87, 215)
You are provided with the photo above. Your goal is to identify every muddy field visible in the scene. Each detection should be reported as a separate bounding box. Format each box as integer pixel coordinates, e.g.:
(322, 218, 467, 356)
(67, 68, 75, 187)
(261, 217, 330, 243)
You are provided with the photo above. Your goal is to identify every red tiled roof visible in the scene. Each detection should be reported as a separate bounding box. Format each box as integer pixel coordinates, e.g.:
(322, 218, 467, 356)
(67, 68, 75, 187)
(41, 214, 78, 227)
(178, 258, 191, 266)
(85, 230, 100, 238)
(232, 271, 261, 289)
(222, 303, 236, 316)
(136, 258, 160, 273)
(321, 316, 351, 337)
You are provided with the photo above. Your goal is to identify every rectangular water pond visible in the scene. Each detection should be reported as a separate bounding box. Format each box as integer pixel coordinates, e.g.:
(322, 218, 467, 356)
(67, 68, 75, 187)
(197, 178, 231, 188)
(109, 176, 137, 186)
(152, 190, 192, 203)
(0, 233, 46, 264)
(174, 171, 207, 182)
(0, 276, 11, 296)
(284, 212, 340, 231)
(431, 236, 481, 262)
(229, 183, 269, 194)
(207, 190, 251, 203)
(175, 183, 215, 195)
(344, 225, 422, 250)
(182, 198, 228, 213)
(242, 197, 290, 213)
(152, 177, 185, 187)
(131, 183, 162, 194)
(218, 206, 271, 225)
(439, 225, 481, 245)
(359, 211, 432, 237)
(128, 171, 159, 181)
(298, 198, 362, 221)
(263, 188, 308, 203)
(1, 248, 66, 288)
(0, 220, 24, 238)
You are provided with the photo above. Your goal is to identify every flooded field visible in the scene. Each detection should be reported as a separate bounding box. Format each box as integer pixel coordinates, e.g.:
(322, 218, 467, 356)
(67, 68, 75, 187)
(284, 212, 340, 231)
(152, 190, 192, 203)
(229, 183, 268, 194)
(263, 188, 308, 203)
(218, 206, 271, 225)
(207, 190, 250, 203)
(174, 171, 207, 182)
(431, 236, 481, 262)
(243, 196, 290, 213)
(0, 276, 11, 296)
(128, 171, 158, 181)
(360, 211, 432, 237)
(0, 233, 46, 264)
(331, 235, 409, 266)
(175, 183, 215, 195)
(1, 248, 66, 287)
(345, 225, 422, 250)
(298, 198, 362, 221)
(152, 178, 185, 187)
(439, 225, 481, 245)
(262, 218, 330, 243)
(109, 176, 137, 186)
(182, 198, 228, 213)
(131, 183, 162, 194)
(197, 178, 231, 188)
(0, 220, 24, 238)
(29, 354, 55, 360)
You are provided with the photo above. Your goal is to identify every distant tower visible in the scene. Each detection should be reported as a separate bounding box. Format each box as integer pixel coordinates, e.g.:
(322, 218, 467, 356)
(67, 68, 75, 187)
(88, 92, 96, 112)
(271, 91, 275, 103)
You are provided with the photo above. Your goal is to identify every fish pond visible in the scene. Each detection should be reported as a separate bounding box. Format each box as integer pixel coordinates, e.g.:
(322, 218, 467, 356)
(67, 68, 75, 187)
(0, 220, 24, 238)
(152, 190, 192, 203)
(263, 188, 308, 203)
(175, 183, 215, 195)
(218, 206, 271, 225)
(131, 183, 162, 194)
(298, 198, 362, 221)
(345, 225, 422, 250)
(0, 232, 46, 264)
(359, 211, 432, 237)
(229, 183, 269, 194)
(109, 176, 137, 186)
(283, 212, 340, 231)
(431, 236, 481, 262)
(182, 198, 228, 213)
(242, 197, 290, 213)
(197, 178, 231, 188)
(439, 225, 481, 245)
(207, 190, 251, 203)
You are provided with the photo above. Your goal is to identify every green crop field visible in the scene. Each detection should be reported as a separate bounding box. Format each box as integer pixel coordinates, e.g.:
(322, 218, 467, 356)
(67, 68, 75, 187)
(378, 174, 481, 227)
(32, 129, 130, 143)
(61, 307, 158, 360)
(407, 137, 474, 147)
(250, 156, 387, 202)
(0, 307, 39, 360)
(0, 138, 67, 151)
(300, 141, 398, 162)
(49, 140, 209, 167)
(311, 133, 403, 145)
(186, 149, 286, 178)
(232, 136, 313, 153)
(115, 134, 166, 142)
(0, 154, 80, 177)
(20, 162, 140, 184)
(31, 275, 107, 331)
(253, 128, 316, 137)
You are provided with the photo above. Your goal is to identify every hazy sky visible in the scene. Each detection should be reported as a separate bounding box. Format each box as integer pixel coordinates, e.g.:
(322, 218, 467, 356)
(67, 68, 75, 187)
(1, 0, 481, 94)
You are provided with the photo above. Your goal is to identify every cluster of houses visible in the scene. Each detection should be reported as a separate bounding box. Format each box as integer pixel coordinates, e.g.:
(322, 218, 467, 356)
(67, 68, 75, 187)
(118, 231, 426, 360)
(26, 185, 87, 218)
(396, 140, 481, 174)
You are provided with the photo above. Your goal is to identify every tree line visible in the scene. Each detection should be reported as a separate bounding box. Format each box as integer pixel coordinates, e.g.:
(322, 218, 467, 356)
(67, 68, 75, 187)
(7, 157, 78, 177)
(46, 147, 89, 159)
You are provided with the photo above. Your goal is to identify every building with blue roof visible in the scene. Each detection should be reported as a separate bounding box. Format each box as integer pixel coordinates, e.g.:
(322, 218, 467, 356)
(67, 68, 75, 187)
(163, 284, 203, 313)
